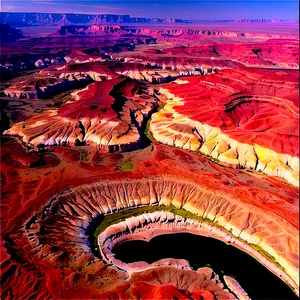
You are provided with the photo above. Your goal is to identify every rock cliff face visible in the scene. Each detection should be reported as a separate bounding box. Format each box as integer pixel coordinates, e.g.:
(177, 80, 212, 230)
(99, 267, 243, 299)
(4, 62, 115, 99)
(98, 210, 294, 292)
(0, 12, 189, 26)
(149, 69, 299, 186)
(1, 17, 299, 300)
(4, 78, 160, 151)
(51, 25, 299, 40)
(3, 76, 92, 99)
(1, 135, 298, 299)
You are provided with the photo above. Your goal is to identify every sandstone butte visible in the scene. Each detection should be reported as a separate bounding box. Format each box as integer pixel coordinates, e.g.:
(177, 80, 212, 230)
(149, 68, 299, 186)
(1, 135, 299, 298)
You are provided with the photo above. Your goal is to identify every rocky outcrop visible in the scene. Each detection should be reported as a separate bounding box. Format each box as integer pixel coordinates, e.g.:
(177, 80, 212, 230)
(149, 69, 299, 186)
(1, 137, 298, 299)
(34, 57, 65, 68)
(39, 61, 116, 81)
(3, 76, 91, 99)
(4, 62, 116, 99)
(4, 78, 159, 151)
(115, 39, 299, 70)
(99, 267, 241, 299)
(51, 25, 299, 40)
(111, 63, 192, 83)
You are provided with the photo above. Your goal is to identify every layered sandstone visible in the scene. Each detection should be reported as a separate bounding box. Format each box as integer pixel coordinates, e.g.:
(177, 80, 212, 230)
(149, 69, 299, 186)
(19, 178, 299, 292)
(1, 136, 298, 299)
(4, 78, 159, 151)
(39, 61, 116, 81)
(4, 77, 66, 99)
(116, 39, 299, 70)
(98, 210, 295, 291)
(2, 61, 118, 99)
(52, 25, 299, 40)
(98, 267, 242, 299)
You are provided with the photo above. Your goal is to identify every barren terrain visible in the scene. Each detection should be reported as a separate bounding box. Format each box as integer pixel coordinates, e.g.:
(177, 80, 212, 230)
(1, 20, 299, 299)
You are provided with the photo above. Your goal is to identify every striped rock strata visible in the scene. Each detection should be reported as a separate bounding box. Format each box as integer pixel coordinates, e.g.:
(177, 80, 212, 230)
(4, 77, 159, 151)
(16, 178, 299, 293)
(149, 69, 299, 186)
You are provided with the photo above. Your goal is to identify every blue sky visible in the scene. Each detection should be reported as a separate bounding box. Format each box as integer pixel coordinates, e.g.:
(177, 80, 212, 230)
(2, 0, 299, 20)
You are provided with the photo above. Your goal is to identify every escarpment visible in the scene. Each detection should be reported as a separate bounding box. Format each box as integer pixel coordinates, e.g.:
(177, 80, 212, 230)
(99, 210, 296, 292)
(17, 178, 298, 292)
(149, 69, 299, 186)
(4, 77, 160, 151)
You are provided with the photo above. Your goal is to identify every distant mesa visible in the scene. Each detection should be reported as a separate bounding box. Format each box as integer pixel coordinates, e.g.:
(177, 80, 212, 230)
(0, 12, 190, 27)
(1, 12, 298, 27)
(234, 19, 299, 23)
(51, 24, 299, 41)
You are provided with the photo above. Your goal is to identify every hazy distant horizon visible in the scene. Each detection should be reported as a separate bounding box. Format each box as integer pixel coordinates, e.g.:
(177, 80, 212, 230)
(1, 0, 299, 21)
(1, 11, 299, 23)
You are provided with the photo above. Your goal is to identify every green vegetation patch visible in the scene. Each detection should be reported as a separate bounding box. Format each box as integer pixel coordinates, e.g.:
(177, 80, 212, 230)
(144, 118, 155, 141)
(79, 148, 89, 162)
(195, 149, 220, 164)
(91, 204, 286, 278)
(118, 160, 134, 171)
(94, 204, 214, 239)
(249, 243, 283, 269)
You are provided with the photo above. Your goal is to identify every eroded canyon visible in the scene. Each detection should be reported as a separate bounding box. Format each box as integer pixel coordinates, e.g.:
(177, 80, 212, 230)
(1, 17, 299, 300)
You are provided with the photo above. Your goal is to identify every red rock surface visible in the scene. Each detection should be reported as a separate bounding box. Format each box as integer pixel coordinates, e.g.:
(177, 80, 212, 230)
(4, 77, 159, 151)
(39, 61, 116, 80)
(1, 136, 298, 298)
(117, 39, 299, 70)
(4, 77, 64, 99)
(150, 68, 299, 185)
(1, 21, 299, 300)
(99, 268, 234, 299)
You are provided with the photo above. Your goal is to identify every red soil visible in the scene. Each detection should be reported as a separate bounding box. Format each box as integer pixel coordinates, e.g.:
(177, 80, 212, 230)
(164, 68, 299, 157)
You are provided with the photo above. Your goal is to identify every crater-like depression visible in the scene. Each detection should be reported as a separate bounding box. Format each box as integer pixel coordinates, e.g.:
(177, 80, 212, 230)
(113, 232, 297, 300)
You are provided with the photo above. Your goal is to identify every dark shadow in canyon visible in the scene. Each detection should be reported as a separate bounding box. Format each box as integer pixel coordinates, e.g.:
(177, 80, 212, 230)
(113, 233, 297, 300)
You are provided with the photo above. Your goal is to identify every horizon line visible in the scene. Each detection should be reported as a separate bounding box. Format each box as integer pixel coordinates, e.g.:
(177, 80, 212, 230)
(1, 12, 299, 22)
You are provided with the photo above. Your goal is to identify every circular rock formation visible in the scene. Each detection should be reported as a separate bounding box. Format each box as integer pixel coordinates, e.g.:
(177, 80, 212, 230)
(2, 177, 296, 298)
